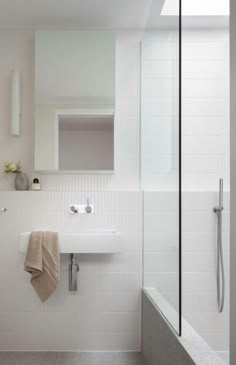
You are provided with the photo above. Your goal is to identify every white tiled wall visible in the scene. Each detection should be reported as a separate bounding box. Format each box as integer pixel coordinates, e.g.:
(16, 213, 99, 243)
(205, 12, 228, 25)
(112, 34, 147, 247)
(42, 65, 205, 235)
(143, 190, 180, 331)
(182, 28, 230, 357)
(0, 30, 141, 191)
(141, 29, 229, 192)
(142, 27, 230, 357)
(141, 30, 179, 191)
(0, 191, 142, 351)
(143, 191, 179, 311)
(182, 30, 230, 192)
(143, 190, 230, 353)
(182, 192, 230, 354)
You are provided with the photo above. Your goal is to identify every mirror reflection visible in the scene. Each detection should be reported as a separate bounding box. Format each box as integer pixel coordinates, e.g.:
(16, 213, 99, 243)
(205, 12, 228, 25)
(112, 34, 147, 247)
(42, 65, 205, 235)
(34, 30, 115, 172)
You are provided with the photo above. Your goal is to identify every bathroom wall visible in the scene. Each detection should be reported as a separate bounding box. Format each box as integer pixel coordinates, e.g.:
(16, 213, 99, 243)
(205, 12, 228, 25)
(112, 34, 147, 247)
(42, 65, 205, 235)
(182, 191, 230, 359)
(182, 29, 230, 192)
(0, 191, 142, 351)
(183, 27, 230, 358)
(0, 31, 34, 190)
(0, 30, 143, 351)
(141, 30, 179, 191)
(0, 25, 230, 356)
(182, 28, 230, 361)
(142, 27, 230, 358)
(141, 27, 180, 332)
(143, 191, 179, 312)
(0, 30, 141, 191)
(141, 29, 229, 191)
(143, 191, 230, 356)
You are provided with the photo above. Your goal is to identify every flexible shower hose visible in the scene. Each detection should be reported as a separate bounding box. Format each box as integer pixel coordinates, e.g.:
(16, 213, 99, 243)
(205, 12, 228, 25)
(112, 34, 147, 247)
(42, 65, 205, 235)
(216, 208, 225, 313)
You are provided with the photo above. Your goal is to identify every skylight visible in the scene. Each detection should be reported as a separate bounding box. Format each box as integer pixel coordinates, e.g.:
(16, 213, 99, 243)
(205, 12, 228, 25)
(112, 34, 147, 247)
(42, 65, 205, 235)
(161, 0, 229, 16)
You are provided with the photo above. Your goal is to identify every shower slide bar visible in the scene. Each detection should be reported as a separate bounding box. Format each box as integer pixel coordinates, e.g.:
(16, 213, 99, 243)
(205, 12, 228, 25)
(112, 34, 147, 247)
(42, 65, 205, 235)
(213, 178, 225, 313)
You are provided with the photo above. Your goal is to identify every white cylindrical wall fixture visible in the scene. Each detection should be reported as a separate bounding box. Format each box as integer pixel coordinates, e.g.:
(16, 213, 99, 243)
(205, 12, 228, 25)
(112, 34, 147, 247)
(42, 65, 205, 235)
(11, 70, 21, 136)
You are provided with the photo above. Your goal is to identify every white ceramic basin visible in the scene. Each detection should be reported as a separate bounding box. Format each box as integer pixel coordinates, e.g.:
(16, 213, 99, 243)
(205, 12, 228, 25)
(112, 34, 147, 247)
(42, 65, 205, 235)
(19, 230, 122, 254)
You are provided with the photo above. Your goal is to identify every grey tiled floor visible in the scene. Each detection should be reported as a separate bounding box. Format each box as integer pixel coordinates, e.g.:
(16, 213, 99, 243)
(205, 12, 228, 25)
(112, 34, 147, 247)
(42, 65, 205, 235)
(0, 352, 145, 365)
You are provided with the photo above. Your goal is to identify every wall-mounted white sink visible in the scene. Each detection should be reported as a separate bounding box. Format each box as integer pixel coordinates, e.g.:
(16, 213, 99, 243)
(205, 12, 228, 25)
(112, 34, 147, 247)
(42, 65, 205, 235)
(19, 230, 122, 254)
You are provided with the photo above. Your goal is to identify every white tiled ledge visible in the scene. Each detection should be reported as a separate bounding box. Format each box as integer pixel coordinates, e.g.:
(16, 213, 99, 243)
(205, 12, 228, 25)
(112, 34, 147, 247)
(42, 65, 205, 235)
(181, 320, 226, 365)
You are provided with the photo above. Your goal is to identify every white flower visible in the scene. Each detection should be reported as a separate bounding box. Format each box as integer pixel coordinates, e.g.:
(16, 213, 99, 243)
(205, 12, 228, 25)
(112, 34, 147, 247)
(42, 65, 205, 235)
(3, 161, 21, 174)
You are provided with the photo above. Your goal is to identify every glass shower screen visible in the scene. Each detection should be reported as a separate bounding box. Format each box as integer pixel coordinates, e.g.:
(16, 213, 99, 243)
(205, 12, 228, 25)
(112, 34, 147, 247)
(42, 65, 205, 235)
(141, 0, 181, 334)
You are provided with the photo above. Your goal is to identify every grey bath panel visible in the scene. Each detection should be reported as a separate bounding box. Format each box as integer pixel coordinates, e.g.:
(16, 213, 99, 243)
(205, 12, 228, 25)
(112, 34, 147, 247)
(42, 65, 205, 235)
(0, 352, 145, 365)
(141, 291, 195, 365)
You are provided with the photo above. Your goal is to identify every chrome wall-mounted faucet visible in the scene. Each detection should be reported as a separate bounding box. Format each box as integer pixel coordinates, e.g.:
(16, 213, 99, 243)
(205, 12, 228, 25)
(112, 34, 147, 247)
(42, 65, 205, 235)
(1, 208, 7, 213)
(70, 199, 94, 214)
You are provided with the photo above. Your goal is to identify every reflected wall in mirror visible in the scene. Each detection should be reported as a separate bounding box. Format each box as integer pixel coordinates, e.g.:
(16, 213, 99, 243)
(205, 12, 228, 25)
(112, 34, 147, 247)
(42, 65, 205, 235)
(34, 30, 115, 172)
(58, 111, 114, 171)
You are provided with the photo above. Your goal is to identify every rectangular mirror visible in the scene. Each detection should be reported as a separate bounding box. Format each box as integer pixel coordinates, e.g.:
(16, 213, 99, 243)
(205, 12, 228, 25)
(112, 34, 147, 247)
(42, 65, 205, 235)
(34, 30, 115, 172)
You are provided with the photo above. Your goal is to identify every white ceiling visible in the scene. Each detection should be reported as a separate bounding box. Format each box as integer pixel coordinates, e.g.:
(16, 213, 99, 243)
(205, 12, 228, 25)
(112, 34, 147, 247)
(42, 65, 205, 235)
(0, 0, 152, 29)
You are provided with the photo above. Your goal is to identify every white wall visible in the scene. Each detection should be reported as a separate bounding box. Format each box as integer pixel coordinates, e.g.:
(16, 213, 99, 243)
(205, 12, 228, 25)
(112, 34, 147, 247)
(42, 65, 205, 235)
(182, 29, 230, 192)
(0, 31, 34, 191)
(143, 190, 230, 356)
(141, 29, 180, 333)
(143, 191, 179, 332)
(0, 30, 142, 351)
(0, 30, 141, 191)
(182, 29, 230, 360)
(182, 191, 230, 357)
(141, 30, 179, 191)
(141, 29, 229, 192)
(142, 27, 230, 359)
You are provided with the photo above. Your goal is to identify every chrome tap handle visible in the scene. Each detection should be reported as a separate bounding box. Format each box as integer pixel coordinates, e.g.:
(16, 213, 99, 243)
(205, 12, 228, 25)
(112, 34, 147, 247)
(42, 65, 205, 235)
(1, 208, 7, 213)
(70, 205, 78, 214)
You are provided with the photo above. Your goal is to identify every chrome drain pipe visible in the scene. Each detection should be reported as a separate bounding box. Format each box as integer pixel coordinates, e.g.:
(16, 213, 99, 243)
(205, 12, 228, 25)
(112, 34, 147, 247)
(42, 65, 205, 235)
(69, 254, 79, 291)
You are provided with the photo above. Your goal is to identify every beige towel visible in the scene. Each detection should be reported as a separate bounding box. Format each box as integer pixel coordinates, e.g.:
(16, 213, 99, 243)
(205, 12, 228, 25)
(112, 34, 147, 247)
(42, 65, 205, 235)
(24, 231, 60, 303)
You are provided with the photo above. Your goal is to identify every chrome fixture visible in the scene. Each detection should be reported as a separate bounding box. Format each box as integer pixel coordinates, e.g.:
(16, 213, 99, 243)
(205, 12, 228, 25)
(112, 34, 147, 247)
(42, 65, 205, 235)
(70, 205, 78, 214)
(1, 208, 7, 213)
(85, 198, 92, 214)
(70, 200, 94, 214)
(213, 178, 225, 313)
(69, 253, 79, 291)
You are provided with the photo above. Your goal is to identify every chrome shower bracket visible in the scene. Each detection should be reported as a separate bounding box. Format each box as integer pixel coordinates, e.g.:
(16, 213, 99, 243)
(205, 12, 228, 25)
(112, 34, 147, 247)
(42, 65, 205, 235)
(69, 253, 79, 291)
(213, 178, 225, 313)
(213, 205, 223, 213)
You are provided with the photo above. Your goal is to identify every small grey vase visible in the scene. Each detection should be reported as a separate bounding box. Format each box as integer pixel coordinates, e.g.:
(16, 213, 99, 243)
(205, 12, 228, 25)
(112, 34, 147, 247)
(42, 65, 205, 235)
(15, 172, 29, 191)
